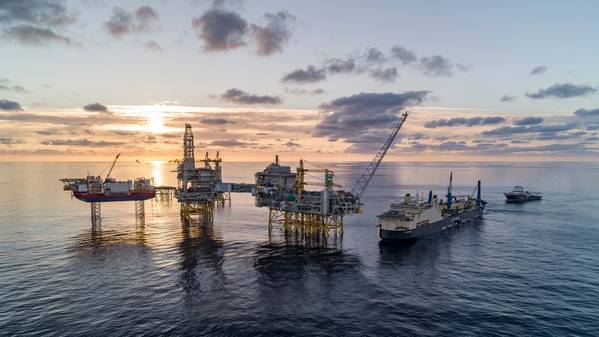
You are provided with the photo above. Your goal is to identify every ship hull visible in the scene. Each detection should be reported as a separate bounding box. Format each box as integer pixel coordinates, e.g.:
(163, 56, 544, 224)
(504, 195, 542, 203)
(379, 207, 483, 241)
(73, 191, 156, 202)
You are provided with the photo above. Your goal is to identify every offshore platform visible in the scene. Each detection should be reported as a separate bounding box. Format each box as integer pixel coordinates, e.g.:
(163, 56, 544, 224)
(253, 112, 409, 235)
(176, 123, 254, 224)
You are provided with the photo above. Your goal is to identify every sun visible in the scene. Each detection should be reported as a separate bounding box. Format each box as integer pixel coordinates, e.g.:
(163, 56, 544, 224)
(147, 112, 166, 133)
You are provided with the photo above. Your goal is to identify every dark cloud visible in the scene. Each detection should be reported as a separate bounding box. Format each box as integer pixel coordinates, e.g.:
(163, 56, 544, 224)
(514, 116, 543, 125)
(143, 40, 162, 52)
(284, 87, 325, 96)
(0, 0, 75, 27)
(389, 45, 417, 65)
(209, 139, 256, 147)
(192, 6, 247, 52)
(0, 79, 30, 93)
(284, 141, 300, 147)
(314, 91, 429, 144)
(364, 47, 386, 64)
(2, 24, 76, 46)
(282, 65, 326, 84)
(0, 137, 25, 145)
(324, 58, 357, 74)
(526, 83, 597, 99)
(0, 99, 22, 111)
(201, 117, 234, 125)
(424, 116, 505, 128)
(218, 88, 281, 105)
(530, 66, 547, 75)
(41, 139, 126, 147)
(536, 131, 586, 141)
(574, 108, 599, 117)
(135, 6, 159, 31)
(104, 6, 159, 38)
(104, 7, 131, 37)
(419, 55, 453, 77)
(251, 11, 295, 56)
(482, 123, 578, 137)
(369, 67, 398, 83)
(83, 102, 108, 112)
(500, 94, 516, 102)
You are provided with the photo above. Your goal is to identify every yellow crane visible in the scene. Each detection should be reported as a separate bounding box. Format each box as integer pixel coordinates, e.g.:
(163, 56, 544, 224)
(105, 153, 121, 180)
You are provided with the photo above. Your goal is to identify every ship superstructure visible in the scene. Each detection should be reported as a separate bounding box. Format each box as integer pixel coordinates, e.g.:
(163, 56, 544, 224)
(504, 186, 542, 203)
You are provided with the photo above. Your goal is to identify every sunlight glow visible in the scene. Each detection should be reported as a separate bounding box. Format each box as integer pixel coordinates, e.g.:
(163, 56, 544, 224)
(148, 112, 166, 133)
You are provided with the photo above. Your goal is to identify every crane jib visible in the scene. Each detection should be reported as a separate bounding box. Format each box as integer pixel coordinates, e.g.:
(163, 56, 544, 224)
(350, 112, 408, 200)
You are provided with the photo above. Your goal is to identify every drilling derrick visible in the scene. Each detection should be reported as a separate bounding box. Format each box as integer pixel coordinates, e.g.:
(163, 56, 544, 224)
(177, 124, 217, 224)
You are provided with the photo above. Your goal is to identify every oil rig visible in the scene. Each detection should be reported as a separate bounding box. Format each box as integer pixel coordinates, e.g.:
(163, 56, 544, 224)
(60, 153, 155, 227)
(253, 112, 409, 235)
(176, 123, 254, 224)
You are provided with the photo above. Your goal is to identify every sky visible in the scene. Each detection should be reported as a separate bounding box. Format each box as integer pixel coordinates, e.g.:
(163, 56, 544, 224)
(1, 0, 599, 162)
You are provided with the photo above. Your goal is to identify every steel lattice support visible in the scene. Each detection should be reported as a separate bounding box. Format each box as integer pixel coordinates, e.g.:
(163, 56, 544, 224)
(135, 200, 145, 225)
(216, 192, 232, 208)
(91, 202, 101, 229)
(267, 208, 343, 236)
(181, 201, 214, 225)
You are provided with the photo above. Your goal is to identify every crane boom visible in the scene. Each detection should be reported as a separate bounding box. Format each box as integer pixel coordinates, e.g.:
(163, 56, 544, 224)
(105, 153, 121, 180)
(350, 112, 408, 200)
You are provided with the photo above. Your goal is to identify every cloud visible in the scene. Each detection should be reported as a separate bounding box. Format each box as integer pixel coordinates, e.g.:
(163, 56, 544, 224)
(104, 6, 159, 38)
(284, 141, 300, 147)
(514, 116, 543, 125)
(389, 45, 417, 65)
(218, 88, 281, 105)
(482, 123, 578, 137)
(83, 102, 108, 112)
(369, 67, 398, 83)
(500, 94, 516, 102)
(530, 66, 547, 75)
(419, 55, 454, 77)
(209, 139, 256, 147)
(0, 137, 25, 145)
(0, 99, 22, 111)
(282, 65, 327, 84)
(191, 5, 248, 52)
(424, 116, 505, 128)
(0, 79, 30, 93)
(143, 40, 162, 52)
(200, 117, 234, 125)
(574, 108, 599, 117)
(364, 47, 386, 64)
(324, 58, 357, 74)
(135, 6, 159, 31)
(314, 91, 429, 144)
(284, 87, 325, 96)
(2, 24, 77, 46)
(0, 0, 75, 27)
(526, 83, 597, 99)
(250, 11, 295, 56)
(41, 139, 126, 147)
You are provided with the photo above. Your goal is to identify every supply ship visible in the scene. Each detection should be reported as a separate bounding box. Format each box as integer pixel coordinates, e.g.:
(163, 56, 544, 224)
(504, 186, 542, 203)
(60, 153, 155, 202)
(377, 173, 486, 241)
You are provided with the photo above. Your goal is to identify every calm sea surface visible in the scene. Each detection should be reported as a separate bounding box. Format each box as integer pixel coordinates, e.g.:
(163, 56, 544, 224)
(1, 161, 598, 336)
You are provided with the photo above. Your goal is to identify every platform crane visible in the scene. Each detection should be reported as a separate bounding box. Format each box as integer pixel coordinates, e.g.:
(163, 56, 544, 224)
(350, 111, 408, 201)
(105, 153, 121, 181)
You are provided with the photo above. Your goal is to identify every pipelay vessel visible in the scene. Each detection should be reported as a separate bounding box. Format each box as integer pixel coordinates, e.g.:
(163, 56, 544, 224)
(377, 173, 486, 241)
(60, 153, 155, 202)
